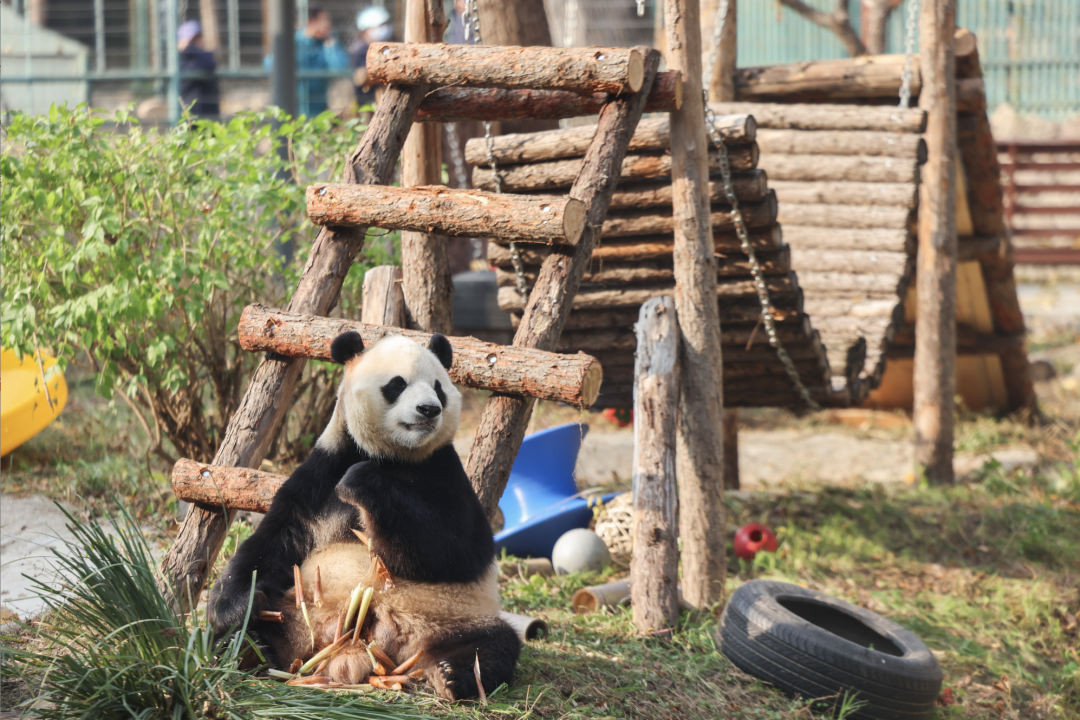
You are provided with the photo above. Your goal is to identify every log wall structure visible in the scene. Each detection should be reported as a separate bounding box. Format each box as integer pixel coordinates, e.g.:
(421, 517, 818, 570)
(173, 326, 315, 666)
(475, 30, 1032, 413)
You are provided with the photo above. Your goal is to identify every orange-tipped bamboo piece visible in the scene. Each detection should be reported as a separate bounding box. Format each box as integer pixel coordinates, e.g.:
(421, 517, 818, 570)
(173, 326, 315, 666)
(287, 675, 332, 686)
(313, 566, 323, 608)
(369, 643, 396, 670)
(474, 653, 487, 706)
(390, 650, 423, 675)
(257, 610, 284, 623)
(293, 565, 304, 608)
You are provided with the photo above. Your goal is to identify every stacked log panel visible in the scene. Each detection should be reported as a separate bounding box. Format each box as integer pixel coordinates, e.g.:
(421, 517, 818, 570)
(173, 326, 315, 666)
(470, 116, 838, 409)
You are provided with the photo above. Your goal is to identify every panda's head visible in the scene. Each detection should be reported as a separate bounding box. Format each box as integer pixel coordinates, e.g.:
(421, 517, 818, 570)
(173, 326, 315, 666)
(327, 331, 462, 462)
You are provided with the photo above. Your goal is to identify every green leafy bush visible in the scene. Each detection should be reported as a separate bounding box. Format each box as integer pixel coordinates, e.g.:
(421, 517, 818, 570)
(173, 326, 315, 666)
(1, 105, 386, 463)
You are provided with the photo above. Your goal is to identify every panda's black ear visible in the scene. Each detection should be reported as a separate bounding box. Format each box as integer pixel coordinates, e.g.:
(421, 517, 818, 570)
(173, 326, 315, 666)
(427, 333, 453, 370)
(331, 331, 365, 365)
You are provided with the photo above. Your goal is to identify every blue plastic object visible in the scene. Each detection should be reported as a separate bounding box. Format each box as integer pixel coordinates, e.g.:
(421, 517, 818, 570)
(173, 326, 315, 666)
(494, 423, 617, 559)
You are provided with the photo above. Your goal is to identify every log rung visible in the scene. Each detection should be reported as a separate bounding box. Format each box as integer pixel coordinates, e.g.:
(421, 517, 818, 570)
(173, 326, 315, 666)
(238, 304, 604, 407)
(306, 184, 586, 246)
(173, 458, 284, 513)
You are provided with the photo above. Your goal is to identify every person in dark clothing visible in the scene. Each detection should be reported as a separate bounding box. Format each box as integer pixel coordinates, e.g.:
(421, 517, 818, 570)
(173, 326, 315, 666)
(178, 20, 220, 118)
(349, 6, 394, 111)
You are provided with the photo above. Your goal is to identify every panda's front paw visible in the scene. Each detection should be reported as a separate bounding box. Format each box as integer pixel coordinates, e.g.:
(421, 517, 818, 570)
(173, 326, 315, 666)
(335, 461, 377, 505)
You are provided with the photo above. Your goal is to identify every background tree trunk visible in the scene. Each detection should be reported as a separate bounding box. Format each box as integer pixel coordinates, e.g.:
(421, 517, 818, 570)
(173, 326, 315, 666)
(776, 0, 866, 56)
(860, 0, 904, 55)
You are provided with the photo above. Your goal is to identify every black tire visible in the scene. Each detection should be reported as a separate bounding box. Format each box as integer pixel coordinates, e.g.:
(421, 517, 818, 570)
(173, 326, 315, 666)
(718, 580, 942, 720)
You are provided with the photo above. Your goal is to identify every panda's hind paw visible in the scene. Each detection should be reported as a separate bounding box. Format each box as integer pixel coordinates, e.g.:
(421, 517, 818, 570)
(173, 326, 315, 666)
(432, 658, 477, 702)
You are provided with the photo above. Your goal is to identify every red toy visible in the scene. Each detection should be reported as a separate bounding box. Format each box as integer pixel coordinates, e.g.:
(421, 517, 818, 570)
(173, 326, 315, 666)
(733, 523, 778, 561)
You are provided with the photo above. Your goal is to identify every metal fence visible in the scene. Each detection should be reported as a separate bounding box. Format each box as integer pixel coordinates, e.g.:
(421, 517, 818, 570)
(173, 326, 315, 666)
(736, 0, 1080, 119)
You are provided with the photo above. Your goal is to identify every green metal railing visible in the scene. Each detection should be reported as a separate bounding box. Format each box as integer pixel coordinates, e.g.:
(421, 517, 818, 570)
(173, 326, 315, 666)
(737, 0, 1080, 119)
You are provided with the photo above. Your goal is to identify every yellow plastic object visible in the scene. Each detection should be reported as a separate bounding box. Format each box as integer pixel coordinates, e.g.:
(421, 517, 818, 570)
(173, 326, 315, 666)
(1, 348, 68, 457)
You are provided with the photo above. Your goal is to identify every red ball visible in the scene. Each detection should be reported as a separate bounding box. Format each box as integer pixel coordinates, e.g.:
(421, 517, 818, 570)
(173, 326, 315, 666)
(733, 523, 778, 561)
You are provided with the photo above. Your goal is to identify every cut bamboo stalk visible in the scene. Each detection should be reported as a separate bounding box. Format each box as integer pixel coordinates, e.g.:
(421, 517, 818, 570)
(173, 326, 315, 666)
(607, 172, 769, 209)
(313, 566, 323, 608)
(236, 304, 603, 408)
(710, 101, 927, 133)
(630, 297, 680, 637)
(369, 643, 395, 670)
(472, 146, 759, 192)
(353, 587, 374, 643)
(306, 184, 586, 246)
(294, 565, 304, 608)
(770, 180, 918, 208)
(415, 70, 683, 122)
(367, 42, 645, 94)
(390, 651, 423, 675)
(756, 128, 926, 160)
(258, 610, 284, 623)
(463, 115, 755, 166)
(297, 629, 355, 674)
(474, 653, 487, 706)
(499, 611, 548, 641)
(758, 154, 919, 183)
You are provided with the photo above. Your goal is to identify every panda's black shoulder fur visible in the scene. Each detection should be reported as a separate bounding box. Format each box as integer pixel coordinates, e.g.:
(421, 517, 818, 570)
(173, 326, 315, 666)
(337, 443, 494, 585)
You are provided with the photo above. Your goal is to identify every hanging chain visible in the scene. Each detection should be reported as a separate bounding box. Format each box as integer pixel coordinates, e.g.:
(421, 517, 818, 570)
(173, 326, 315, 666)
(466, 3, 529, 300)
(703, 0, 821, 410)
(898, 0, 920, 108)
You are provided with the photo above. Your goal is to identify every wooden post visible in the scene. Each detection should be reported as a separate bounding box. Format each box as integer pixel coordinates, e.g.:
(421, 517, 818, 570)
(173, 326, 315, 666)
(630, 297, 681, 638)
(400, 0, 452, 335)
(465, 50, 662, 520)
(722, 408, 739, 489)
(703, 0, 736, 102)
(665, 0, 727, 608)
(158, 86, 427, 611)
(914, 0, 958, 484)
(361, 266, 406, 328)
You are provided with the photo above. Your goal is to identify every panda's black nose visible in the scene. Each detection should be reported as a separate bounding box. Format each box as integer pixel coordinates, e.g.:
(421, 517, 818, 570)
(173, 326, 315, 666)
(417, 403, 442, 419)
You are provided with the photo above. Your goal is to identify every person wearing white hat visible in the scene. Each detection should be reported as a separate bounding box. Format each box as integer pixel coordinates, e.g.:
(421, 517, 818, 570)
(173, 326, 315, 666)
(349, 5, 394, 110)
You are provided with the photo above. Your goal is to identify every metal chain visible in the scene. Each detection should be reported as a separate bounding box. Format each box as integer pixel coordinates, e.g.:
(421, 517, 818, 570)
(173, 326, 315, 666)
(703, 0, 820, 410)
(898, 0, 920, 108)
(466, 2, 529, 299)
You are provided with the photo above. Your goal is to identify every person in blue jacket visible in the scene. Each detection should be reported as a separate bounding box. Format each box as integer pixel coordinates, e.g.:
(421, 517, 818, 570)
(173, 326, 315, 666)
(178, 20, 220, 118)
(265, 5, 349, 117)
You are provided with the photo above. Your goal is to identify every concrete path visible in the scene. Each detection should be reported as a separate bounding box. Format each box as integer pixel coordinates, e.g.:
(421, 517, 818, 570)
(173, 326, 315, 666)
(0, 495, 81, 623)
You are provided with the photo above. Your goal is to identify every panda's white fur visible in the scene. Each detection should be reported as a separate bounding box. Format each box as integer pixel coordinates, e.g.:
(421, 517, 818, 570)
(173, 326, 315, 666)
(317, 335, 462, 463)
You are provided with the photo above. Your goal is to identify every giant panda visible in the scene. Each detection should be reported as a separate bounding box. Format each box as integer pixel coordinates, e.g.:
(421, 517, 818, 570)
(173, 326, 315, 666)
(211, 331, 520, 700)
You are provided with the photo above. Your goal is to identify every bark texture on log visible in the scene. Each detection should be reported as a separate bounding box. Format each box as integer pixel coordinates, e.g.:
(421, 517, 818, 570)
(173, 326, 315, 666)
(602, 193, 777, 238)
(770, 180, 918, 208)
(367, 43, 645, 95)
(472, 146, 759, 192)
(173, 458, 285, 513)
(722, 407, 740, 489)
(360, 266, 406, 327)
(756, 128, 926, 159)
(784, 225, 910, 252)
(915, 0, 958, 484)
(788, 248, 909, 275)
(608, 172, 769, 209)
(554, 300, 804, 333)
(463, 115, 754, 166)
(307, 184, 586, 245)
(465, 49, 662, 521)
(759, 154, 918, 183)
(666, 0, 726, 608)
(497, 275, 797, 311)
(160, 86, 426, 611)
(777, 202, 912, 230)
(630, 297, 681, 637)
(489, 226, 785, 265)
(710, 101, 927, 133)
(400, 0, 451, 336)
(237, 304, 603, 407)
(733, 55, 919, 102)
(415, 72, 683, 123)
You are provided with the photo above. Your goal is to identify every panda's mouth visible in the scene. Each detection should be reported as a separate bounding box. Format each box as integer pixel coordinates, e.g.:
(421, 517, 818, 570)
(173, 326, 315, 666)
(403, 421, 436, 432)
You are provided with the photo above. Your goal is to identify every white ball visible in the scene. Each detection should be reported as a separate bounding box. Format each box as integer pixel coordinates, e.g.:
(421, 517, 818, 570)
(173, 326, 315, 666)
(551, 529, 612, 575)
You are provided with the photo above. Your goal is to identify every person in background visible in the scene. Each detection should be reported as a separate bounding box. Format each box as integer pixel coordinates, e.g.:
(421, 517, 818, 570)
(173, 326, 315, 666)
(178, 20, 220, 118)
(265, 5, 349, 117)
(349, 6, 394, 112)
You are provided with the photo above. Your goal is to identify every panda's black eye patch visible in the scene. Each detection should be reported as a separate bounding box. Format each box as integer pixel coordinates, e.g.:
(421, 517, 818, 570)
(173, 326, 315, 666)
(434, 379, 447, 407)
(381, 376, 408, 404)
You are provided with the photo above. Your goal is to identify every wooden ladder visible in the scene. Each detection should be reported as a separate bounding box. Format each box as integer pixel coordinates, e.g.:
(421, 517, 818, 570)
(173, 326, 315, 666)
(161, 43, 663, 608)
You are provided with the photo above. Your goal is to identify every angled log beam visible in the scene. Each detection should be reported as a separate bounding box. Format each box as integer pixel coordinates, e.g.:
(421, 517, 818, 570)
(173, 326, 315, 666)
(237, 304, 603, 407)
(173, 458, 285, 514)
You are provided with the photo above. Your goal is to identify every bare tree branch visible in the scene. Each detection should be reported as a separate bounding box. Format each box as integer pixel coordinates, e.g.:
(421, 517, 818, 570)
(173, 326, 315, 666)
(778, 0, 868, 56)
